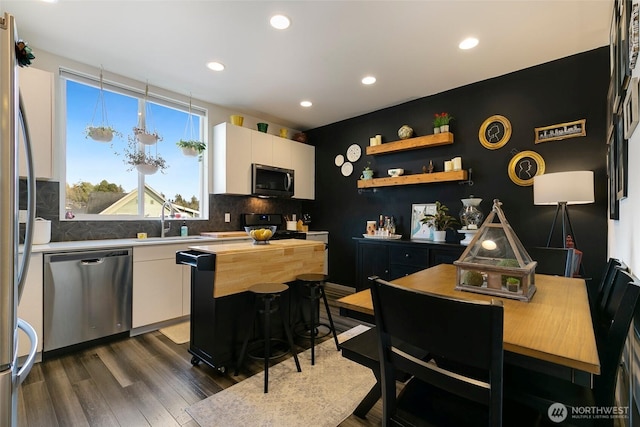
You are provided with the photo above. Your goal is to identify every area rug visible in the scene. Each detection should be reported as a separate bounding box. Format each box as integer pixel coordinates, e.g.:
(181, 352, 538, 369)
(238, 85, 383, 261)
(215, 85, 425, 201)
(187, 324, 375, 427)
(159, 321, 190, 344)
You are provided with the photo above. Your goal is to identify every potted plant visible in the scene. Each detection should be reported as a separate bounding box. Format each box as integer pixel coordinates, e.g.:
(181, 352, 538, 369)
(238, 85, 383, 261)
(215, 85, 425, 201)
(133, 126, 162, 145)
(432, 114, 443, 134)
(85, 125, 121, 143)
(420, 201, 458, 242)
(176, 139, 206, 158)
(437, 112, 454, 133)
(122, 139, 168, 175)
(360, 162, 374, 180)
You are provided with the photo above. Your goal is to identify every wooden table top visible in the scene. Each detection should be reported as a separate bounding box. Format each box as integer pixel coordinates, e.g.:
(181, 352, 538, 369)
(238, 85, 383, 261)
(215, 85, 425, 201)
(337, 264, 600, 375)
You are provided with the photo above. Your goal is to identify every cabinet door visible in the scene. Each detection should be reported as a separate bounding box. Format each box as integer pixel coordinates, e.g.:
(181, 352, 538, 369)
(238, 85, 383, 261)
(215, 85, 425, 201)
(17, 253, 44, 357)
(291, 142, 315, 200)
(251, 131, 272, 165)
(429, 246, 464, 266)
(357, 242, 389, 291)
(212, 123, 252, 195)
(272, 136, 291, 168)
(18, 67, 54, 179)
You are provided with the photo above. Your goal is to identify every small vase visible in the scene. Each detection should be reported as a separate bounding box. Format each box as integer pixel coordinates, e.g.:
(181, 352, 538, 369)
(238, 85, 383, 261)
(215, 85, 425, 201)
(433, 127, 441, 134)
(360, 169, 374, 180)
(440, 124, 449, 133)
(433, 230, 446, 242)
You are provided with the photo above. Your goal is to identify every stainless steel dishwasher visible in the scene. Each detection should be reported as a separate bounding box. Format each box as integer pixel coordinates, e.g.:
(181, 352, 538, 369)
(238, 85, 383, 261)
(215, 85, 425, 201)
(43, 248, 132, 353)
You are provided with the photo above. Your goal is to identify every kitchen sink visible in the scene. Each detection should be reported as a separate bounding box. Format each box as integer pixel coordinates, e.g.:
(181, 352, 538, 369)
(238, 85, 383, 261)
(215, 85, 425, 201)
(131, 235, 211, 243)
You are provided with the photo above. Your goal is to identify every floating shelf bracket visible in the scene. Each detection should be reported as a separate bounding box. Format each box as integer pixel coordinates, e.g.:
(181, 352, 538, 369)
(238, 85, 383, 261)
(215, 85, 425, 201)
(458, 168, 474, 186)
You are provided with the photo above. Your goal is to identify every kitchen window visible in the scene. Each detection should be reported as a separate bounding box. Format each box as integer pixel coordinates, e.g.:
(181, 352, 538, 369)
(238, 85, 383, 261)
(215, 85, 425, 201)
(60, 70, 208, 220)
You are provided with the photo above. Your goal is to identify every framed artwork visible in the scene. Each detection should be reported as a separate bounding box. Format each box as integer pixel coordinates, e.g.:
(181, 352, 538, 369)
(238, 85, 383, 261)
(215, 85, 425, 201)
(618, 0, 632, 92)
(507, 150, 546, 186)
(615, 114, 628, 200)
(534, 119, 586, 144)
(608, 134, 619, 220)
(478, 115, 512, 150)
(410, 203, 437, 240)
(623, 77, 639, 138)
(630, 2, 639, 69)
(612, 9, 621, 112)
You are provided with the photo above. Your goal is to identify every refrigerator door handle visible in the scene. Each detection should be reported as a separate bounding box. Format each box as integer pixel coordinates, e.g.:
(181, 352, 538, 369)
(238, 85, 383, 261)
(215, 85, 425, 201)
(17, 94, 35, 303)
(15, 318, 37, 384)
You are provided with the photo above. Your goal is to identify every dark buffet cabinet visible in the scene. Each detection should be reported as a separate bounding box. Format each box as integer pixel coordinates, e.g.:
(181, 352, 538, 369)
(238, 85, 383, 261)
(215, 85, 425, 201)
(354, 237, 465, 291)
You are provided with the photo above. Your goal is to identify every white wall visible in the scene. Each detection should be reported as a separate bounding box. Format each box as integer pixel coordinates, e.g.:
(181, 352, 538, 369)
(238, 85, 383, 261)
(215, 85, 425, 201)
(609, 67, 640, 273)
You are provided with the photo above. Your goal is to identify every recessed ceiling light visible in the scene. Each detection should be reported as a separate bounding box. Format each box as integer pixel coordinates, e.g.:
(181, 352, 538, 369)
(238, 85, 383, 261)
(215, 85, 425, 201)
(300, 100, 312, 108)
(206, 61, 225, 71)
(270, 14, 291, 30)
(459, 37, 479, 50)
(361, 76, 376, 85)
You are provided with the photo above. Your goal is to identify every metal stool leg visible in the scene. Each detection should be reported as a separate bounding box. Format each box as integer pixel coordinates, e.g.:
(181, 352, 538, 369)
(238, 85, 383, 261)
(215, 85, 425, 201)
(263, 295, 272, 393)
(310, 284, 317, 365)
(235, 298, 258, 376)
(281, 300, 301, 373)
(320, 285, 340, 350)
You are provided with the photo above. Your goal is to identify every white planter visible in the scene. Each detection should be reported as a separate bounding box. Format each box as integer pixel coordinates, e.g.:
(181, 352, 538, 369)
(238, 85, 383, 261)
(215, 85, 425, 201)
(433, 230, 446, 242)
(135, 163, 159, 175)
(87, 127, 114, 142)
(136, 132, 159, 145)
(433, 127, 440, 134)
(440, 124, 450, 133)
(181, 146, 199, 157)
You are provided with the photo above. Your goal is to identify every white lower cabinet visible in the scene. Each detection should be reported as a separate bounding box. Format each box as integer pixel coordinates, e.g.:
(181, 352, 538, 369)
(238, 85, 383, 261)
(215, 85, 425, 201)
(17, 252, 44, 357)
(132, 244, 192, 328)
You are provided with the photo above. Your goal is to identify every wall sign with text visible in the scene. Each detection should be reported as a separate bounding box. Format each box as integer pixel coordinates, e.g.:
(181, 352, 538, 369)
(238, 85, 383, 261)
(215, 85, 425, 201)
(534, 119, 586, 144)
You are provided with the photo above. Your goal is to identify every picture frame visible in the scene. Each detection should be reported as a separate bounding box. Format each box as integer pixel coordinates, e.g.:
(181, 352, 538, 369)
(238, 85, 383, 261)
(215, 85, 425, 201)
(478, 115, 512, 150)
(615, 113, 628, 200)
(612, 8, 621, 112)
(507, 150, 546, 187)
(619, 0, 632, 92)
(410, 203, 437, 240)
(608, 133, 619, 220)
(534, 119, 586, 144)
(629, 2, 639, 70)
(623, 77, 639, 138)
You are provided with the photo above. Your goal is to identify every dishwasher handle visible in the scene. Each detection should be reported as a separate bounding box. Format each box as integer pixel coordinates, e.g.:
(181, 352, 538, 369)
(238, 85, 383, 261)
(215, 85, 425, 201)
(81, 258, 105, 266)
(176, 250, 215, 271)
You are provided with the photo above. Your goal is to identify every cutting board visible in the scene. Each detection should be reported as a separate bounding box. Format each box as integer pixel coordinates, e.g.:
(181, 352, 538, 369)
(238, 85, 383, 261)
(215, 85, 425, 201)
(200, 231, 248, 238)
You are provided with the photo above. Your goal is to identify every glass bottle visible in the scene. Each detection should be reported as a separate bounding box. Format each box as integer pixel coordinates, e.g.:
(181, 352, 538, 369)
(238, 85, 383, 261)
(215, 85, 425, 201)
(459, 196, 484, 229)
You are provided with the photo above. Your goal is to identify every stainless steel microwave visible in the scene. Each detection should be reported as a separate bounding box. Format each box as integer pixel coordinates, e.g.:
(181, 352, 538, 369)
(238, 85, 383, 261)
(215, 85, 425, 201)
(251, 164, 294, 198)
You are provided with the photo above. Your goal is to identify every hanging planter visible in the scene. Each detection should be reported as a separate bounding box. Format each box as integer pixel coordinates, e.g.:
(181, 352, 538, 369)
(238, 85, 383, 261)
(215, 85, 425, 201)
(86, 67, 121, 143)
(176, 95, 206, 159)
(123, 137, 168, 175)
(135, 163, 160, 175)
(131, 83, 162, 145)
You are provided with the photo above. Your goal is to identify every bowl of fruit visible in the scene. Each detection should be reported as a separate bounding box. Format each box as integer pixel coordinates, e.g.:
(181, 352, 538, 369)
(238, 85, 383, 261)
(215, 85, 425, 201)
(244, 226, 277, 244)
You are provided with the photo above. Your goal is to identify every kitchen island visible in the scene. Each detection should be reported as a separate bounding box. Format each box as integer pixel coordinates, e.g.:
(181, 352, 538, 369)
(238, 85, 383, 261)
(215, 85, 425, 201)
(178, 239, 326, 372)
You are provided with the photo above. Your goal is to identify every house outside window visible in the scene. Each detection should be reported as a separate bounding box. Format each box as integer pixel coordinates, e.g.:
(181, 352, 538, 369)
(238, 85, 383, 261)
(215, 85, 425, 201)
(61, 71, 208, 220)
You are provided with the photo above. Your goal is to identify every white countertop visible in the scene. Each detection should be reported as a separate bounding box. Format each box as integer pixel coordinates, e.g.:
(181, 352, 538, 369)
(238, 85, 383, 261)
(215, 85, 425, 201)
(24, 231, 328, 253)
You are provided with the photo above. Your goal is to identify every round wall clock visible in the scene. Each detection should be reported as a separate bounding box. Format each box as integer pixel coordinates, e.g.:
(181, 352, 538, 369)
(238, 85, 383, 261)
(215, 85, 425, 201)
(346, 143, 362, 162)
(508, 150, 545, 186)
(334, 154, 344, 167)
(479, 115, 512, 150)
(341, 161, 354, 177)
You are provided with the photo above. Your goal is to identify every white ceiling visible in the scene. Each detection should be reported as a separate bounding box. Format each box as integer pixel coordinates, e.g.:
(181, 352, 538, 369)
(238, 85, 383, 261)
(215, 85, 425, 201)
(4, 0, 612, 130)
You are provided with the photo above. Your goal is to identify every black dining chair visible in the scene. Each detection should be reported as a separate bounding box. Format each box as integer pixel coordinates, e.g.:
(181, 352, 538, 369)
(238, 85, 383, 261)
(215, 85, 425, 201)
(527, 246, 575, 277)
(369, 276, 537, 427)
(588, 258, 623, 332)
(504, 269, 640, 426)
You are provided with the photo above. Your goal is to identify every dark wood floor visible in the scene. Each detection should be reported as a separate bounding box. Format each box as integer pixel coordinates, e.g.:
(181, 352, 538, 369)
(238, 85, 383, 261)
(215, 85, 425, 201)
(18, 284, 383, 426)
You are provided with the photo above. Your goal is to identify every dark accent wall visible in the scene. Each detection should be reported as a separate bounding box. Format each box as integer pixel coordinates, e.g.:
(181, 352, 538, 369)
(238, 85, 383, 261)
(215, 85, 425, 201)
(306, 47, 609, 287)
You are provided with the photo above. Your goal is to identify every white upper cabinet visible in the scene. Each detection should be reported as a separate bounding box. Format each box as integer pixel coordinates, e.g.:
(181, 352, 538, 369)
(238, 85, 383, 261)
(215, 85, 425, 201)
(212, 122, 252, 195)
(212, 122, 315, 199)
(18, 67, 54, 179)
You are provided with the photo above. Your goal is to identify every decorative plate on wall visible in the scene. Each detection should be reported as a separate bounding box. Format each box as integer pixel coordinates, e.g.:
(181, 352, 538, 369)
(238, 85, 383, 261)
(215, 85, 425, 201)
(507, 150, 545, 186)
(346, 143, 362, 162)
(341, 161, 354, 177)
(479, 115, 512, 150)
(334, 154, 345, 167)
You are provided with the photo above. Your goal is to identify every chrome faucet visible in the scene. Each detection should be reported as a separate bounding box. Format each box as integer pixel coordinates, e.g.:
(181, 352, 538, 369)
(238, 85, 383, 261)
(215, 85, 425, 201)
(160, 200, 175, 238)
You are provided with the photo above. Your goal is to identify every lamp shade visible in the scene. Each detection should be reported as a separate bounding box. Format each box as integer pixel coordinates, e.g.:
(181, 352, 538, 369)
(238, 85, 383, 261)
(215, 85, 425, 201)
(533, 171, 594, 205)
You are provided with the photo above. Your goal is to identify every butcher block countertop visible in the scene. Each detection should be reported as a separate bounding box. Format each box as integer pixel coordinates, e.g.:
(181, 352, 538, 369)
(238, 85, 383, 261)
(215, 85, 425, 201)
(188, 239, 326, 298)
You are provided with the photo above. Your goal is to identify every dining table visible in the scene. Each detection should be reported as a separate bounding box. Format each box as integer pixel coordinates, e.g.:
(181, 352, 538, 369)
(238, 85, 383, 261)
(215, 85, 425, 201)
(337, 263, 600, 386)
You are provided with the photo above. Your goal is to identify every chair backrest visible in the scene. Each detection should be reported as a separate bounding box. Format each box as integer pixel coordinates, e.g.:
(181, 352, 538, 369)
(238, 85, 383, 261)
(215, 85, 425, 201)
(370, 276, 504, 426)
(527, 247, 574, 277)
(597, 258, 627, 315)
(594, 269, 640, 407)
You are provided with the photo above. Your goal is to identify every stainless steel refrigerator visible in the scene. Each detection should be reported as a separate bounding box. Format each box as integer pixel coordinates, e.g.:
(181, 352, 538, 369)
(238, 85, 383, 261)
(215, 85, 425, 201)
(0, 11, 38, 426)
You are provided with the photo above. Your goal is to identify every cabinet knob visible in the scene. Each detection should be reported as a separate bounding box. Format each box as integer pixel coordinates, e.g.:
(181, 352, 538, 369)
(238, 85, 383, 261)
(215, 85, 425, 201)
(405, 253, 410, 258)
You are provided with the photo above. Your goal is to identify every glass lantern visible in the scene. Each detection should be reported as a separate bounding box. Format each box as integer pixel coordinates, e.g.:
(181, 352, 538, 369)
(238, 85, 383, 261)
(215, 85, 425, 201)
(454, 199, 537, 301)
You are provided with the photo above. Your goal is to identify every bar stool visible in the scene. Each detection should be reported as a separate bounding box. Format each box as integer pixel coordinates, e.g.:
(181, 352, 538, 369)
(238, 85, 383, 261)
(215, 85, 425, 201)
(295, 273, 340, 365)
(235, 282, 301, 393)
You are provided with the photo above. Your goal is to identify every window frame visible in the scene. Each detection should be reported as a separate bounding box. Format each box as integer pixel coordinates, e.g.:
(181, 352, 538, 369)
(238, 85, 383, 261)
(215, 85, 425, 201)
(59, 68, 209, 221)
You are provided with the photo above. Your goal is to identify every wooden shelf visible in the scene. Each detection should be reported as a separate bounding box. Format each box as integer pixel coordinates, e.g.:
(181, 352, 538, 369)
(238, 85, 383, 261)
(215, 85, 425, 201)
(365, 132, 454, 155)
(357, 170, 468, 189)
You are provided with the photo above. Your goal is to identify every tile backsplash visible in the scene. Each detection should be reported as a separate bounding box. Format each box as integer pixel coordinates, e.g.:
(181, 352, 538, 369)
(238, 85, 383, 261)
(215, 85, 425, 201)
(20, 180, 310, 242)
